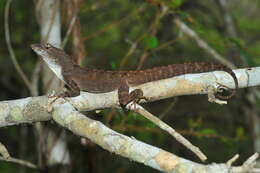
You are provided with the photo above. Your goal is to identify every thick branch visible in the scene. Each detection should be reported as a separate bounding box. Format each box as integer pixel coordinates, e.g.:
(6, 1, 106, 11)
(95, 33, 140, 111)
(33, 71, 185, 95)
(52, 102, 258, 173)
(0, 67, 259, 172)
(0, 67, 259, 127)
(69, 67, 259, 111)
(0, 96, 51, 127)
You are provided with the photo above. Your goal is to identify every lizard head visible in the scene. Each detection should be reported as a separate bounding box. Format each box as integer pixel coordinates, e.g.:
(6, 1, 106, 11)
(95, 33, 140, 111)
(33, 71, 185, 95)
(31, 43, 74, 82)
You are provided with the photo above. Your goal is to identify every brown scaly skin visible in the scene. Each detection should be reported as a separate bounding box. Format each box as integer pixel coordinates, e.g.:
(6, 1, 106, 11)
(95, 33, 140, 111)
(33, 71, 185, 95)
(31, 43, 238, 106)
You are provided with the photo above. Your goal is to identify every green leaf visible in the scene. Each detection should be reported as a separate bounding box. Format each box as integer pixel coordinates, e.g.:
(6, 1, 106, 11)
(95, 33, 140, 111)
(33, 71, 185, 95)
(170, 0, 183, 9)
(110, 61, 117, 70)
(236, 127, 245, 139)
(187, 119, 194, 128)
(144, 36, 158, 49)
(0, 0, 5, 10)
(199, 128, 217, 135)
(187, 118, 202, 128)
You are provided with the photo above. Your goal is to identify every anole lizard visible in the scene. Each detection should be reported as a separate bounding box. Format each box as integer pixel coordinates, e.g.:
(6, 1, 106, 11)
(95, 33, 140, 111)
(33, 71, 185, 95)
(31, 43, 238, 106)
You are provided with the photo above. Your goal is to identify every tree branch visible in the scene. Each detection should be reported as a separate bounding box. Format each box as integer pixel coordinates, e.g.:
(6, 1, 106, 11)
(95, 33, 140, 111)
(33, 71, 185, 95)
(52, 101, 259, 173)
(0, 66, 259, 127)
(127, 103, 207, 161)
(0, 67, 259, 172)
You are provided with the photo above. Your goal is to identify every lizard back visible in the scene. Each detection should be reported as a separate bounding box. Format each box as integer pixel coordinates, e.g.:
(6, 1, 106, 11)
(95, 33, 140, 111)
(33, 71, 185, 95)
(72, 62, 237, 99)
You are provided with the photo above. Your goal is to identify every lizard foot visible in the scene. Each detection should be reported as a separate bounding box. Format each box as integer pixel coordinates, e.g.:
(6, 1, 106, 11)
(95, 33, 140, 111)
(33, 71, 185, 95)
(125, 89, 148, 109)
(129, 96, 148, 110)
(46, 92, 68, 112)
(118, 81, 146, 109)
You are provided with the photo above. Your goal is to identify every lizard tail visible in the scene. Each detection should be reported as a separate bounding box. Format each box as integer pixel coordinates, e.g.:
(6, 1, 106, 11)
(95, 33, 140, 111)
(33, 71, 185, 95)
(212, 64, 238, 100)
(173, 62, 238, 100)
(170, 62, 238, 99)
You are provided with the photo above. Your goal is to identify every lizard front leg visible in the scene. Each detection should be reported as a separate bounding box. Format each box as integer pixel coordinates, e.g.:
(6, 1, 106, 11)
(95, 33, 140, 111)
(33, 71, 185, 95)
(47, 79, 80, 112)
(118, 80, 145, 107)
(49, 79, 80, 99)
(60, 79, 80, 97)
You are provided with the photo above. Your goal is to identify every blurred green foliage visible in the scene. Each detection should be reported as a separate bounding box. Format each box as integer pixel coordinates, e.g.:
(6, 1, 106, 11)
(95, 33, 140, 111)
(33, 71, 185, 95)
(143, 35, 158, 49)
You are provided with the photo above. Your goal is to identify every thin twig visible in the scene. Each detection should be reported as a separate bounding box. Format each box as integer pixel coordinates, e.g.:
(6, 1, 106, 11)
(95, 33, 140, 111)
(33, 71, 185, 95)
(0, 142, 37, 169)
(119, 32, 147, 69)
(174, 18, 236, 69)
(119, 40, 138, 69)
(0, 156, 38, 169)
(61, 14, 77, 48)
(114, 124, 237, 140)
(127, 103, 207, 161)
(216, 0, 237, 38)
(137, 5, 168, 70)
(120, 21, 175, 69)
(31, 60, 41, 96)
(243, 153, 259, 168)
(154, 38, 178, 52)
(0, 142, 10, 159)
(231, 153, 259, 173)
(4, 0, 33, 92)
(226, 154, 239, 168)
(83, 5, 145, 41)
(66, 0, 87, 64)
(159, 98, 178, 119)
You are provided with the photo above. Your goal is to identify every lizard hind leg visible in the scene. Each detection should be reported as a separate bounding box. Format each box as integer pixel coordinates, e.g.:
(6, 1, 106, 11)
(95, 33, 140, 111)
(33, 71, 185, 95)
(118, 82, 145, 108)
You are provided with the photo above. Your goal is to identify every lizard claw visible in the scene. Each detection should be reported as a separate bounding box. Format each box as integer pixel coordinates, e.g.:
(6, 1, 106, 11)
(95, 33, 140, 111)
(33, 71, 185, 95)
(127, 96, 148, 110)
(46, 92, 68, 112)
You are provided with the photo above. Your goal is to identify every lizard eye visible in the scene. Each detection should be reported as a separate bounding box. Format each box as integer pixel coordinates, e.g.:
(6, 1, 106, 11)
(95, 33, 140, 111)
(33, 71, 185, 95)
(45, 43, 52, 49)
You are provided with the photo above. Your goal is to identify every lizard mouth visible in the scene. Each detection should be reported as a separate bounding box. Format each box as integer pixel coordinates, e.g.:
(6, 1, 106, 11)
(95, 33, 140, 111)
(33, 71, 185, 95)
(31, 44, 46, 56)
(31, 43, 56, 61)
(31, 43, 65, 82)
